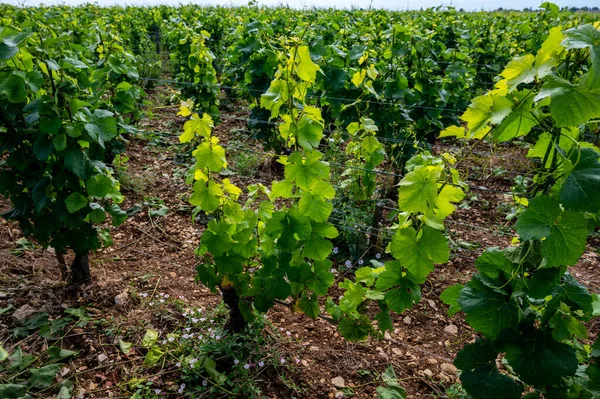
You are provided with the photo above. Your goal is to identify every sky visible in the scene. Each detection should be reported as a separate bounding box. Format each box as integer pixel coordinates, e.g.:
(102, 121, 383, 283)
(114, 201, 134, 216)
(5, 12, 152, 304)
(2, 0, 599, 11)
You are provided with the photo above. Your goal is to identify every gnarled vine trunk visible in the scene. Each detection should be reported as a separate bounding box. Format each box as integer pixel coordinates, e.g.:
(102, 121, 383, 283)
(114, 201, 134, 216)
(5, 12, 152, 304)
(71, 252, 91, 284)
(220, 285, 246, 332)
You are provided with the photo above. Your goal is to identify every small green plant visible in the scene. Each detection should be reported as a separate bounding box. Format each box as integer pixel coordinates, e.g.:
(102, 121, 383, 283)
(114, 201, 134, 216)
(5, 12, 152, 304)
(0, 308, 89, 398)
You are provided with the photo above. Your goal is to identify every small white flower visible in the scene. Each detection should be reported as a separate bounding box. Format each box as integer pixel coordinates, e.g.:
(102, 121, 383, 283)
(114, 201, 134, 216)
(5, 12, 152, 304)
(179, 295, 185, 299)
(182, 312, 188, 317)
(358, 259, 364, 265)
(280, 357, 285, 364)
(154, 389, 161, 394)
(248, 267, 256, 273)
(333, 247, 339, 254)
(345, 260, 352, 268)
(286, 331, 291, 336)
(178, 383, 185, 394)
(215, 335, 221, 340)
(375, 253, 381, 259)
(159, 293, 164, 297)
(258, 361, 265, 367)
(140, 292, 148, 298)
(202, 380, 208, 387)
(295, 358, 301, 364)
(191, 318, 199, 323)
(234, 359, 239, 365)
(168, 337, 174, 342)
(244, 364, 251, 369)
(159, 299, 165, 303)
(209, 319, 214, 323)
(189, 358, 198, 365)
(185, 327, 191, 332)
(164, 294, 170, 299)
(149, 302, 154, 306)
(199, 318, 206, 322)
(176, 362, 181, 367)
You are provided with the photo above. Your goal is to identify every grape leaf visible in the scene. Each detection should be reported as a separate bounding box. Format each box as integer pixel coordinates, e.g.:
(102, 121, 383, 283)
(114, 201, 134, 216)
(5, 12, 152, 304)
(515, 196, 587, 266)
(504, 332, 578, 386)
(458, 277, 519, 339)
(387, 226, 449, 284)
(559, 148, 600, 213)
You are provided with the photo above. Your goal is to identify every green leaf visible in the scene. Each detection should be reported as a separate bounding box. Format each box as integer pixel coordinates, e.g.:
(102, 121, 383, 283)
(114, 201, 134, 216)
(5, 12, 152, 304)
(84, 110, 117, 144)
(515, 196, 587, 266)
(499, 54, 537, 91)
(118, 340, 132, 354)
(65, 192, 88, 213)
(141, 329, 158, 348)
(338, 317, 370, 342)
(285, 151, 329, 191)
(475, 248, 514, 278)
(86, 174, 115, 198)
(377, 386, 407, 399)
(0, 384, 26, 399)
(143, 345, 164, 366)
(296, 46, 320, 82)
(189, 180, 223, 212)
(440, 284, 464, 317)
(455, 340, 523, 399)
(493, 91, 537, 142)
(307, 260, 335, 295)
(535, 75, 600, 127)
(387, 227, 449, 284)
(64, 148, 88, 179)
(299, 192, 333, 222)
(0, 74, 26, 103)
(28, 363, 60, 388)
(461, 365, 523, 399)
(0, 346, 8, 361)
(180, 113, 214, 143)
(271, 180, 294, 199)
(397, 166, 440, 214)
(193, 140, 227, 172)
(505, 331, 578, 386)
(47, 347, 77, 361)
(458, 277, 519, 339)
(57, 385, 71, 399)
(297, 114, 323, 151)
(260, 79, 287, 119)
(461, 94, 512, 137)
(559, 148, 600, 213)
(296, 294, 319, 318)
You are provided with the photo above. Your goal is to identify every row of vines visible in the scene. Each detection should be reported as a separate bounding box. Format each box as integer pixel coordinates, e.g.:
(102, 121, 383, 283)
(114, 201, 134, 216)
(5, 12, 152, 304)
(1, 3, 600, 398)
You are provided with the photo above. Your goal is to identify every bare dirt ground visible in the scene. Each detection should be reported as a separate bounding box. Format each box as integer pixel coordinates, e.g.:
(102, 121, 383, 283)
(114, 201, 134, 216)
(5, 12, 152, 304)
(1, 86, 598, 398)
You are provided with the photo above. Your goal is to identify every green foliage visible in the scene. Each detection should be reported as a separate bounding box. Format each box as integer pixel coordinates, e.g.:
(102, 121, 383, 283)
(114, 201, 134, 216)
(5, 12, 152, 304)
(441, 18, 600, 398)
(0, 21, 137, 281)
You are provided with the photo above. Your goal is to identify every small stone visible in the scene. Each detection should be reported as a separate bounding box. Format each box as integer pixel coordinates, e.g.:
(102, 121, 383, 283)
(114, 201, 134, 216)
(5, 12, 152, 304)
(403, 316, 412, 325)
(427, 299, 437, 310)
(114, 290, 130, 307)
(335, 392, 344, 399)
(444, 324, 458, 335)
(301, 360, 309, 367)
(12, 304, 38, 326)
(438, 372, 451, 382)
(423, 369, 433, 377)
(384, 331, 392, 340)
(169, 272, 177, 278)
(392, 348, 402, 356)
(427, 358, 438, 365)
(331, 376, 345, 388)
(97, 353, 108, 364)
(441, 363, 458, 374)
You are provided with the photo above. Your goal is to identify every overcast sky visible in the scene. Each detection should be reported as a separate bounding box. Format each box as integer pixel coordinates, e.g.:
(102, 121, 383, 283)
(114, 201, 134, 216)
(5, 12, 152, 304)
(2, 0, 598, 11)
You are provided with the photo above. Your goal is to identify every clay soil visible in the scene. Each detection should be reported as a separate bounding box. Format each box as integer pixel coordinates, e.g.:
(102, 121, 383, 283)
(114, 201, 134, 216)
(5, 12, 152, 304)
(1, 86, 599, 398)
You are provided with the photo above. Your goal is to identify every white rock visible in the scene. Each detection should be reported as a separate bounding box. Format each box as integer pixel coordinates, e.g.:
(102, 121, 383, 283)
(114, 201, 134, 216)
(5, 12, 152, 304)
(403, 316, 411, 325)
(12, 304, 38, 326)
(423, 369, 433, 377)
(331, 376, 345, 388)
(97, 353, 108, 364)
(114, 290, 130, 307)
(444, 324, 458, 335)
(441, 363, 458, 374)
